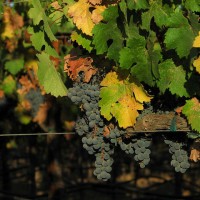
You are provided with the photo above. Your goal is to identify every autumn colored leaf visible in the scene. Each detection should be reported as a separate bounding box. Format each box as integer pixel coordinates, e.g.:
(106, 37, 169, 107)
(190, 148, 200, 162)
(111, 95, 143, 128)
(20, 99, 32, 111)
(91, 6, 106, 24)
(193, 57, 200, 73)
(99, 71, 152, 128)
(175, 106, 183, 115)
(68, 0, 94, 35)
(33, 102, 51, 125)
(17, 75, 36, 95)
(193, 31, 200, 47)
(190, 141, 200, 162)
(67, 0, 105, 35)
(64, 55, 97, 82)
(182, 98, 200, 132)
(1, 7, 24, 40)
(25, 60, 38, 77)
(0, 90, 5, 99)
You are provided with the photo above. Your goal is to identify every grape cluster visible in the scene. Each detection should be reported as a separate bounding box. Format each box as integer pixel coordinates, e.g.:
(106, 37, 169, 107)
(81, 129, 103, 155)
(164, 139, 190, 173)
(94, 143, 114, 181)
(25, 89, 44, 117)
(133, 139, 151, 168)
(106, 127, 124, 146)
(119, 138, 151, 168)
(68, 78, 114, 181)
(68, 77, 153, 181)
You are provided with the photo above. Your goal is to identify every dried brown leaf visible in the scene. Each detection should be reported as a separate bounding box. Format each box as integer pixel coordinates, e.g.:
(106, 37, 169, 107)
(17, 75, 36, 95)
(0, 90, 5, 99)
(64, 55, 97, 82)
(33, 102, 51, 125)
(190, 148, 200, 162)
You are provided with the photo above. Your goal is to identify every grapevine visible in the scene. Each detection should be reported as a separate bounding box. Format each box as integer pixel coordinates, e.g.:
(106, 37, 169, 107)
(0, 0, 200, 182)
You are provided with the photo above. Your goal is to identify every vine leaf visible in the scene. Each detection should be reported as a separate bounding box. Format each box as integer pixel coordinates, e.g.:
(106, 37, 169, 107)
(141, 1, 169, 30)
(17, 75, 36, 95)
(64, 55, 97, 82)
(164, 12, 196, 58)
(28, 27, 58, 57)
(182, 98, 200, 133)
(49, 1, 64, 26)
(119, 28, 161, 86)
(2, 75, 16, 95)
(193, 57, 200, 73)
(5, 58, 24, 75)
(190, 141, 200, 162)
(1, 7, 24, 40)
(185, 0, 200, 12)
(99, 71, 152, 128)
(68, 0, 105, 36)
(92, 5, 123, 62)
(71, 31, 93, 52)
(127, 0, 148, 10)
(33, 102, 50, 125)
(157, 59, 189, 97)
(28, 0, 56, 41)
(37, 52, 67, 97)
(91, 5, 105, 24)
(193, 31, 200, 47)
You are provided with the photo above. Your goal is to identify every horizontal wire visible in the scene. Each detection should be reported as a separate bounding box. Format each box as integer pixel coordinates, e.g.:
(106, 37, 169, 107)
(0, 132, 75, 137)
(0, 129, 192, 137)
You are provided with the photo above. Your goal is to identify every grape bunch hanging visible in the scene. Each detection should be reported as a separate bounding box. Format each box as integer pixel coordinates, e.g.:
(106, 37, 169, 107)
(67, 74, 152, 181)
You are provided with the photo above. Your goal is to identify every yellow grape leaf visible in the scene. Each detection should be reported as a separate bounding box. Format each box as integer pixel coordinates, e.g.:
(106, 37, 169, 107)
(193, 31, 200, 47)
(100, 71, 122, 86)
(91, 6, 106, 24)
(67, 0, 105, 36)
(25, 60, 38, 77)
(99, 71, 152, 128)
(112, 95, 143, 128)
(1, 7, 24, 40)
(193, 57, 200, 74)
(130, 81, 152, 103)
(68, 0, 94, 36)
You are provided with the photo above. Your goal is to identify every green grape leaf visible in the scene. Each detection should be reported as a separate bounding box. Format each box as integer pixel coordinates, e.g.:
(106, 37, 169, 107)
(157, 59, 189, 97)
(185, 0, 200, 12)
(119, 28, 160, 86)
(2, 75, 16, 95)
(141, 2, 169, 30)
(5, 58, 24, 75)
(71, 31, 93, 52)
(28, 27, 58, 57)
(182, 98, 200, 133)
(92, 6, 123, 62)
(28, 0, 57, 41)
(99, 71, 152, 128)
(49, 2, 64, 26)
(127, 0, 149, 10)
(164, 12, 195, 58)
(37, 52, 67, 97)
